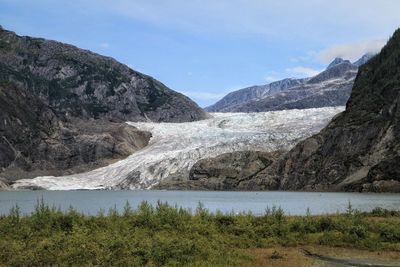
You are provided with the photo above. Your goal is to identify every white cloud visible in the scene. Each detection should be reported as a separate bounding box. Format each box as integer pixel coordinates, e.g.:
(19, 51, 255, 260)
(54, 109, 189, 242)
(182, 91, 226, 101)
(286, 66, 321, 77)
(264, 71, 282, 82)
(264, 75, 279, 82)
(5, 0, 400, 44)
(99, 42, 110, 48)
(316, 39, 386, 63)
(86, 0, 400, 42)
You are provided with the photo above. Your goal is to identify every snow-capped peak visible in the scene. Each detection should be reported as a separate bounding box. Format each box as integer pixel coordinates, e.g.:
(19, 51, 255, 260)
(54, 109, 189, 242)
(327, 57, 351, 69)
(353, 53, 375, 66)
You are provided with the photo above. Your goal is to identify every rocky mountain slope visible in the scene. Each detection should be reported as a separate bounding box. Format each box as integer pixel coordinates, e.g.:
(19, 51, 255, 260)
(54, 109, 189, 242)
(156, 151, 284, 190)
(184, 29, 400, 192)
(0, 26, 207, 183)
(0, 26, 207, 122)
(0, 81, 152, 181)
(205, 78, 307, 112)
(206, 55, 372, 113)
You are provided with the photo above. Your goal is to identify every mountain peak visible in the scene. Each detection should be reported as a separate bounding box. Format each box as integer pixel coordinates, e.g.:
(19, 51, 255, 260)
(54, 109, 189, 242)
(353, 53, 375, 66)
(327, 57, 351, 69)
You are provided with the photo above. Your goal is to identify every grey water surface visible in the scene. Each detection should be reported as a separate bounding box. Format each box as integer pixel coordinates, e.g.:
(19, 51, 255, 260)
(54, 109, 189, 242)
(0, 191, 399, 216)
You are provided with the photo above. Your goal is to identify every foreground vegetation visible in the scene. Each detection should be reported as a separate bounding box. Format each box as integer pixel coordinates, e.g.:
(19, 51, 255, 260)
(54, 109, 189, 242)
(0, 201, 399, 266)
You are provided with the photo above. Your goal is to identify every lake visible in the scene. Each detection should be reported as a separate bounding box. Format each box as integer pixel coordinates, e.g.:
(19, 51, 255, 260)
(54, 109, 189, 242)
(0, 191, 399, 216)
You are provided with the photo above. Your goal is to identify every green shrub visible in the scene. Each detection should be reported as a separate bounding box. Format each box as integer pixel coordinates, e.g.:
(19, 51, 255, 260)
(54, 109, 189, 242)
(0, 201, 398, 266)
(270, 250, 283, 259)
(379, 224, 400, 242)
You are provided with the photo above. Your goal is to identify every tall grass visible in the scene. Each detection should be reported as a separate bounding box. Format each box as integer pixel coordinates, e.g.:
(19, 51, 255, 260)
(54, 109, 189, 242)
(0, 199, 399, 266)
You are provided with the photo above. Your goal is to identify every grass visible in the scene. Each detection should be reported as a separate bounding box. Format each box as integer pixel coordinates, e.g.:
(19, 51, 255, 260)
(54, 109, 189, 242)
(0, 200, 399, 266)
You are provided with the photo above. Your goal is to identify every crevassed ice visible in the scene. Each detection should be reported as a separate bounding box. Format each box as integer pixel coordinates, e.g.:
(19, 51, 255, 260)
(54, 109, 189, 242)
(12, 107, 344, 190)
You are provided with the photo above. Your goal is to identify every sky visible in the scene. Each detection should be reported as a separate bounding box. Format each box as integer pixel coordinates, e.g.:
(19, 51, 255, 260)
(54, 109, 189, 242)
(1, 0, 400, 107)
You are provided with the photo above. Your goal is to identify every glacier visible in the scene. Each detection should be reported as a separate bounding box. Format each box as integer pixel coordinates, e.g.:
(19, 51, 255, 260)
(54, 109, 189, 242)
(12, 107, 345, 190)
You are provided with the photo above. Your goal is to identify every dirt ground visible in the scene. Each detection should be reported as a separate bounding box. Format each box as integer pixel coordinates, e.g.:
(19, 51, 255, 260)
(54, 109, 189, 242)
(243, 245, 400, 267)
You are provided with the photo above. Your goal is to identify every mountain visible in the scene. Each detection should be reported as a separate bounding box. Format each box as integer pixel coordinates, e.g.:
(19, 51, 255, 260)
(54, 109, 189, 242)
(0, 26, 207, 122)
(0, 26, 207, 183)
(182, 29, 400, 192)
(205, 78, 306, 112)
(0, 81, 152, 182)
(205, 55, 371, 113)
(353, 53, 374, 66)
(326, 57, 351, 69)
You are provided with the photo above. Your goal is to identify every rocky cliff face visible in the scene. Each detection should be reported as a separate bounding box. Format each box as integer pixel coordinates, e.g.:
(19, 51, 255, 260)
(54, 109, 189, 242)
(0, 27, 207, 122)
(184, 30, 400, 192)
(0, 82, 152, 182)
(206, 55, 372, 113)
(0, 26, 207, 182)
(155, 151, 283, 190)
(0, 178, 9, 190)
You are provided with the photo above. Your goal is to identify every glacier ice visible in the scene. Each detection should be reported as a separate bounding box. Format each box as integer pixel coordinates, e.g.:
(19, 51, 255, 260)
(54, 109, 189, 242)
(12, 107, 345, 190)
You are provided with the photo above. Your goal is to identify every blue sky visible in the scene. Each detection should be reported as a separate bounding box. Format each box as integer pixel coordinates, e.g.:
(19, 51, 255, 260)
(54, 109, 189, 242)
(1, 0, 400, 107)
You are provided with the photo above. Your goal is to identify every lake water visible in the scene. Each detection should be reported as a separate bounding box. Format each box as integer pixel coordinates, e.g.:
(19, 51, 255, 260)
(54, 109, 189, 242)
(0, 191, 399, 216)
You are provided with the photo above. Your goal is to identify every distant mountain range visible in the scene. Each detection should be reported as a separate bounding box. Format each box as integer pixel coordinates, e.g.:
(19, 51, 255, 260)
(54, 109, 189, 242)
(206, 54, 374, 112)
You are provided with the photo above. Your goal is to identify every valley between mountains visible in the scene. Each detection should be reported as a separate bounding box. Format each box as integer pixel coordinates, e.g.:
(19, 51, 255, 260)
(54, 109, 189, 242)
(12, 107, 342, 190)
(1, 26, 400, 192)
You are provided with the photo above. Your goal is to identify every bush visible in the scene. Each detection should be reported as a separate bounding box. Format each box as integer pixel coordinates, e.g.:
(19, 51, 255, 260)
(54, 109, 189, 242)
(379, 224, 400, 242)
(0, 201, 398, 266)
(270, 250, 283, 259)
